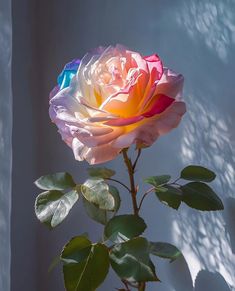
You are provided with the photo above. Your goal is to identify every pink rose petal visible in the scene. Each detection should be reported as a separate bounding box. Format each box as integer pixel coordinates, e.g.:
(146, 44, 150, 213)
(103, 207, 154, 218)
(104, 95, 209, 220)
(142, 94, 174, 117)
(112, 101, 186, 148)
(49, 45, 186, 164)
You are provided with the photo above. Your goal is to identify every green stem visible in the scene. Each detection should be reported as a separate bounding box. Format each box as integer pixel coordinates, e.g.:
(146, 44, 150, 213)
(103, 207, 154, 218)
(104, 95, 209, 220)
(122, 149, 139, 215)
(138, 187, 155, 211)
(138, 282, 146, 291)
(122, 279, 131, 291)
(106, 177, 131, 192)
(132, 148, 142, 171)
(122, 149, 146, 291)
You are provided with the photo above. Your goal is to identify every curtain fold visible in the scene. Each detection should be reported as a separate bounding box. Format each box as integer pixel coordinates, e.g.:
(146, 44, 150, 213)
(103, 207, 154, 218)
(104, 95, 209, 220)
(0, 0, 12, 290)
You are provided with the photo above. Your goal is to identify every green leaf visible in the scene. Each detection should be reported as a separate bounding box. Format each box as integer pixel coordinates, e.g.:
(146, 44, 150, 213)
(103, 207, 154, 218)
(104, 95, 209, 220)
(81, 179, 115, 211)
(104, 214, 147, 243)
(61, 236, 92, 264)
(83, 197, 108, 225)
(155, 185, 182, 210)
(149, 242, 182, 262)
(83, 186, 120, 225)
(35, 189, 79, 228)
(110, 237, 159, 282)
(144, 175, 171, 187)
(109, 185, 121, 213)
(180, 165, 216, 182)
(87, 167, 115, 179)
(181, 182, 224, 211)
(35, 172, 76, 190)
(63, 243, 109, 291)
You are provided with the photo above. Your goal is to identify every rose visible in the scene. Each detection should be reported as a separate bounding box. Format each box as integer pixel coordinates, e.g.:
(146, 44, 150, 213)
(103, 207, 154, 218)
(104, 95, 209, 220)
(49, 45, 186, 164)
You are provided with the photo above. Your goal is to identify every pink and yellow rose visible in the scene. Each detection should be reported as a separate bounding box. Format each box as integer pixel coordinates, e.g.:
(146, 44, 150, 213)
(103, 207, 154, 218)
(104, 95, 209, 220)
(49, 45, 186, 164)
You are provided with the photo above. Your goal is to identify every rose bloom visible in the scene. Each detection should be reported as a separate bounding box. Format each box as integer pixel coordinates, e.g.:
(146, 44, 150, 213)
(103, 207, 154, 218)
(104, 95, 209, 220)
(49, 45, 186, 164)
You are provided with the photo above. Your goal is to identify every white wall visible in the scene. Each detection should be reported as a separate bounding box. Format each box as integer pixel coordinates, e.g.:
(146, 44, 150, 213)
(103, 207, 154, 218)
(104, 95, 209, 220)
(11, 0, 235, 290)
(0, 0, 12, 290)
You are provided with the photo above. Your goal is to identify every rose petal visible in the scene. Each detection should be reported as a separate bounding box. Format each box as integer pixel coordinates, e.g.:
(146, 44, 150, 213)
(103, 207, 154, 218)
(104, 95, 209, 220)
(137, 54, 163, 112)
(76, 126, 123, 147)
(85, 144, 121, 165)
(49, 85, 60, 100)
(112, 101, 186, 148)
(156, 68, 184, 100)
(104, 94, 174, 126)
(144, 54, 163, 80)
(104, 115, 144, 126)
(57, 59, 80, 90)
(72, 138, 120, 164)
(49, 46, 186, 165)
(72, 138, 89, 161)
(152, 101, 186, 135)
(142, 94, 174, 117)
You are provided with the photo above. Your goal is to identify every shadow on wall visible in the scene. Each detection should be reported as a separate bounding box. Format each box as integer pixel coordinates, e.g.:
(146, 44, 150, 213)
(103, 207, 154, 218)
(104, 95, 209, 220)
(167, 257, 231, 291)
(195, 270, 231, 291)
(169, 0, 235, 290)
(171, 94, 235, 290)
(224, 198, 235, 255)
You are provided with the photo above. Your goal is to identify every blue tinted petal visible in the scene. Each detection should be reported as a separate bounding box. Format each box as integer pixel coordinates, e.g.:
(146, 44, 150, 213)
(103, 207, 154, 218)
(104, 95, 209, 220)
(57, 59, 80, 89)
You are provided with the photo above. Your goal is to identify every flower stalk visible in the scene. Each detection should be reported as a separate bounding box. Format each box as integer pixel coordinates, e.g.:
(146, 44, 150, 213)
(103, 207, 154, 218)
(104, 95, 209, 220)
(138, 282, 146, 291)
(122, 149, 139, 216)
(122, 148, 146, 291)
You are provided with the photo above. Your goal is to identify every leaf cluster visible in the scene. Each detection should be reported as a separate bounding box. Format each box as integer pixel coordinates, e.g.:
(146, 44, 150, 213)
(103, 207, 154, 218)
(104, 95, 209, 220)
(34, 165, 224, 290)
(144, 165, 223, 211)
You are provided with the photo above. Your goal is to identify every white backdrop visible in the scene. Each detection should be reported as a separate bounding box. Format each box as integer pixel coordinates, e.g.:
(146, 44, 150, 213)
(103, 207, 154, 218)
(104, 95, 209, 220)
(0, 0, 12, 290)
(10, 0, 235, 290)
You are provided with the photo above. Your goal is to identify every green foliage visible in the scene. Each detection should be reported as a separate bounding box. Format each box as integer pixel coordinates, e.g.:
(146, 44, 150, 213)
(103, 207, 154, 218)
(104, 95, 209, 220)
(61, 236, 92, 264)
(149, 242, 182, 262)
(35, 172, 76, 190)
(181, 182, 224, 211)
(180, 165, 216, 182)
(83, 186, 121, 225)
(155, 185, 182, 210)
(87, 167, 115, 179)
(110, 237, 159, 282)
(83, 198, 108, 225)
(35, 189, 79, 228)
(34, 161, 224, 291)
(104, 214, 147, 243)
(145, 166, 222, 212)
(144, 175, 171, 187)
(82, 185, 120, 225)
(109, 185, 121, 213)
(81, 178, 115, 211)
(61, 236, 109, 291)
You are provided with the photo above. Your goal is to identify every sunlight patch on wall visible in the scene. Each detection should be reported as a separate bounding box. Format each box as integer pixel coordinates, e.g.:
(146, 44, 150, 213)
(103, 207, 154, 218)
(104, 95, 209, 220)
(172, 94, 235, 290)
(176, 0, 235, 62)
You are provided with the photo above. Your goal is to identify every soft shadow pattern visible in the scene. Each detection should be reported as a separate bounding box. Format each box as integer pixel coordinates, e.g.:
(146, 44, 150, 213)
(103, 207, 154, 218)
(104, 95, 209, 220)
(147, 256, 232, 291)
(195, 270, 231, 291)
(167, 256, 194, 291)
(174, 94, 235, 289)
(176, 0, 235, 63)
(171, 0, 235, 290)
(166, 259, 232, 291)
(224, 198, 235, 255)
